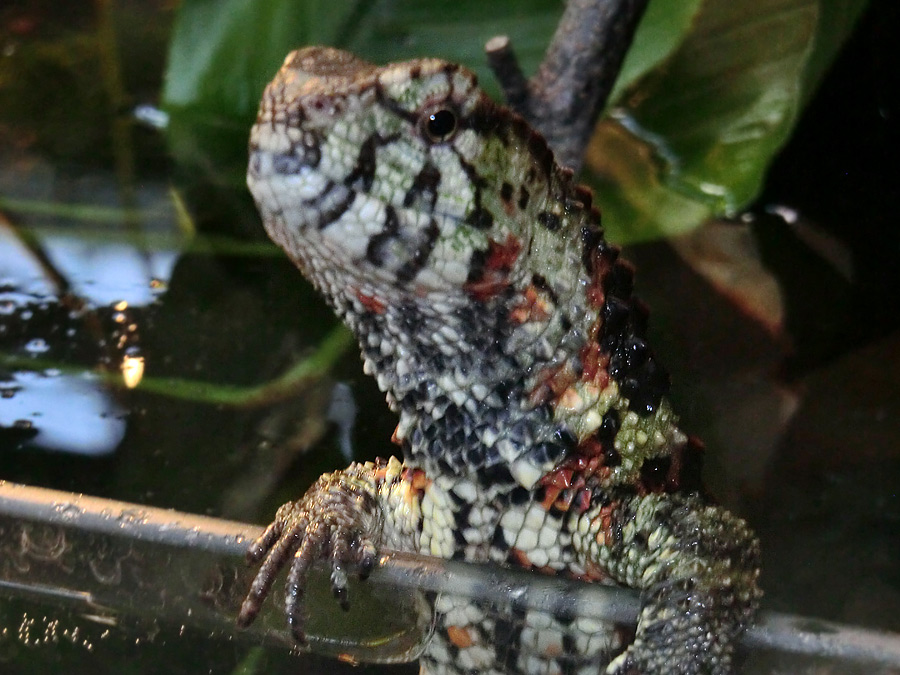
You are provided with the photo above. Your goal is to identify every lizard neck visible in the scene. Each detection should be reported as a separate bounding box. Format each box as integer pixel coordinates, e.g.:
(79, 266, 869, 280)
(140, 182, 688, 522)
(327, 225, 604, 486)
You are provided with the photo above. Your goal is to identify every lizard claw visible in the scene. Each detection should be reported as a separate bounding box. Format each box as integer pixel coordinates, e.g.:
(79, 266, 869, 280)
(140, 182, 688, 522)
(237, 469, 383, 643)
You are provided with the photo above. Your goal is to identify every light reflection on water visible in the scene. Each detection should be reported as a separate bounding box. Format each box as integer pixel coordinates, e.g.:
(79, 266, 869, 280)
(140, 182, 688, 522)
(35, 235, 178, 307)
(0, 370, 126, 456)
(1, 217, 179, 457)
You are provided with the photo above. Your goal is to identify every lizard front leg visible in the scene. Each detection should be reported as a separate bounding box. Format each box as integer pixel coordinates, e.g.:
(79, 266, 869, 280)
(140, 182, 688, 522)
(573, 492, 761, 675)
(237, 457, 423, 642)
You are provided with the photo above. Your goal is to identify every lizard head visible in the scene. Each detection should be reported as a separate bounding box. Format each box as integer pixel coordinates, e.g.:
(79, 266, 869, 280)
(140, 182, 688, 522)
(248, 46, 579, 309)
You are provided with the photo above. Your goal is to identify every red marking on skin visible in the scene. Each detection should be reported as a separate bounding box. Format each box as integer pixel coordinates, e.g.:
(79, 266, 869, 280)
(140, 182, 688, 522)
(586, 245, 629, 310)
(401, 466, 431, 493)
(541, 642, 565, 658)
(542, 468, 574, 491)
(510, 284, 552, 324)
(585, 249, 611, 309)
(508, 550, 559, 576)
(464, 234, 522, 301)
(446, 625, 475, 648)
(509, 547, 533, 567)
(355, 290, 386, 314)
(579, 438, 605, 458)
(539, 454, 611, 514)
(578, 321, 609, 387)
(372, 464, 395, 487)
(370, 460, 430, 498)
(527, 360, 579, 408)
(570, 561, 609, 583)
(529, 318, 611, 411)
(539, 486, 559, 511)
(592, 502, 618, 547)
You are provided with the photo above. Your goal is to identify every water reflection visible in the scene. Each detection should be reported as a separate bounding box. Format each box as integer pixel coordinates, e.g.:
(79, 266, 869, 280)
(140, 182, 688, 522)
(0, 199, 179, 457)
(33, 235, 177, 307)
(0, 370, 125, 456)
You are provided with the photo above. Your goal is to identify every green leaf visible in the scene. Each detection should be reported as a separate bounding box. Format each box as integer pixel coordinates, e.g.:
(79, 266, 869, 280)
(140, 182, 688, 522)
(162, 0, 565, 118)
(591, 0, 869, 243)
(611, 0, 705, 102)
(162, 0, 868, 242)
(161, 0, 567, 182)
(162, 0, 708, 118)
(163, 0, 364, 119)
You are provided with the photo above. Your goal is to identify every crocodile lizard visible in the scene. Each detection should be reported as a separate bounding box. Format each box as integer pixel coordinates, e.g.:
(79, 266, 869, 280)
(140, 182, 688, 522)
(238, 46, 761, 674)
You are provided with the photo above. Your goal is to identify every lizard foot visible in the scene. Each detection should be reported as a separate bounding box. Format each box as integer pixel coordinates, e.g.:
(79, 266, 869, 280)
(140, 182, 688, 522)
(604, 579, 755, 675)
(237, 470, 382, 643)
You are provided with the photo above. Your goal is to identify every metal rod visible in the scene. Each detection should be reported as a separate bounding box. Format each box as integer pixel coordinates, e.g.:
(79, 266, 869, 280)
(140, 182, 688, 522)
(1, 480, 898, 669)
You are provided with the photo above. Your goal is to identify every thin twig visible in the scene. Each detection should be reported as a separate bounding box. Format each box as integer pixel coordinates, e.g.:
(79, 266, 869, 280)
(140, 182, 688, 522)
(486, 0, 650, 172)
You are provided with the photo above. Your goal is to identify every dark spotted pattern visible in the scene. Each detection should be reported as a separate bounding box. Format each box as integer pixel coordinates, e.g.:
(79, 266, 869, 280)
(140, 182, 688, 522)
(365, 205, 401, 266)
(517, 187, 530, 210)
(396, 218, 441, 283)
(537, 211, 562, 231)
(405, 162, 442, 210)
(346, 135, 378, 191)
(312, 182, 355, 230)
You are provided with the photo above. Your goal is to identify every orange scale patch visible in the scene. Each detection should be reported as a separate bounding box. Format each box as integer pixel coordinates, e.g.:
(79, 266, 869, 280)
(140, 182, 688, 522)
(572, 560, 610, 583)
(401, 466, 431, 496)
(509, 547, 533, 568)
(528, 360, 580, 408)
(510, 284, 553, 324)
(446, 625, 475, 648)
(591, 503, 618, 547)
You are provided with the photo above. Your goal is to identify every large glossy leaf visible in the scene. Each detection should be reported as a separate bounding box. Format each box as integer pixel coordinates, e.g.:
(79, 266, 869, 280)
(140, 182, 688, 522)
(163, 0, 703, 118)
(162, 0, 868, 241)
(610, 0, 704, 104)
(163, 0, 363, 117)
(591, 0, 869, 242)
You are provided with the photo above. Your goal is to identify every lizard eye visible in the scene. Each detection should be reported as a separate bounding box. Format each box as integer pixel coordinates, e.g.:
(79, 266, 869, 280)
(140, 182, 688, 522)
(420, 107, 458, 143)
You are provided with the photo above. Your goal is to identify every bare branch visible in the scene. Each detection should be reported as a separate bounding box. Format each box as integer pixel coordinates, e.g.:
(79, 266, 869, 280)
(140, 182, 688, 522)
(484, 36, 529, 112)
(487, 0, 650, 172)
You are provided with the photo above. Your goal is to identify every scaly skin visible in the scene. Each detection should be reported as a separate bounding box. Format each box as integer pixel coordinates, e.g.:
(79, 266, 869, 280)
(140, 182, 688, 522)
(239, 46, 761, 674)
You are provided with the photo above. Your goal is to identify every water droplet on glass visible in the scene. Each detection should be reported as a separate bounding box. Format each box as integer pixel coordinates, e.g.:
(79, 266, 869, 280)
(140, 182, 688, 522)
(54, 503, 83, 520)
